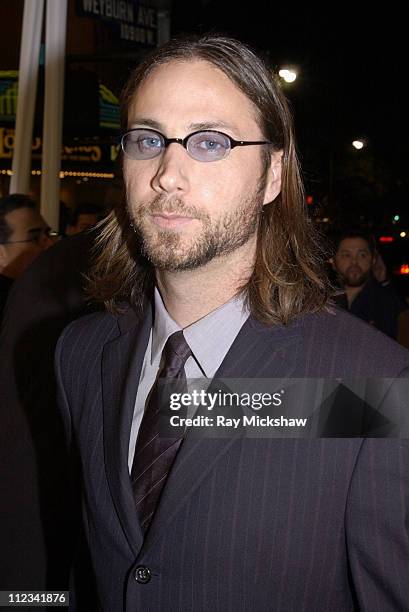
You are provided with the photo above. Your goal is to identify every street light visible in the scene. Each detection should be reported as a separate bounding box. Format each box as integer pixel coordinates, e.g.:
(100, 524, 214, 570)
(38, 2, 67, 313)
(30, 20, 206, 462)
(352, 139, 365, 150)
(278, 68, 297, 83)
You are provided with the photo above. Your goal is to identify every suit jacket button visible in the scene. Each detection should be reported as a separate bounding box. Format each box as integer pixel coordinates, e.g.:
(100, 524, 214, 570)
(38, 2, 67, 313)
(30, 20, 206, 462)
(134, 566, 152, 584)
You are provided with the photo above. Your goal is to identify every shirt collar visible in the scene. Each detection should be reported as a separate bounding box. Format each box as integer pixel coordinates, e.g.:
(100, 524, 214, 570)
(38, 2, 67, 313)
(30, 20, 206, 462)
(151, 287, 249, 377)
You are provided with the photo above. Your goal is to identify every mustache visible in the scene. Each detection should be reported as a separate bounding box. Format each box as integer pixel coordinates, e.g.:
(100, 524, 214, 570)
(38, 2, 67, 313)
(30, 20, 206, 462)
(132, 196, 209, 222)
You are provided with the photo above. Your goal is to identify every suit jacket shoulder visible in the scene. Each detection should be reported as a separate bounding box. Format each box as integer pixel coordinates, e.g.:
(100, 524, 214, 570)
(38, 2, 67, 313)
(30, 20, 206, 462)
(55, 308, 136, 418)
(297, 307, 409, 377)
(56, 304, 144, 366)
(57, 309, 119, 354)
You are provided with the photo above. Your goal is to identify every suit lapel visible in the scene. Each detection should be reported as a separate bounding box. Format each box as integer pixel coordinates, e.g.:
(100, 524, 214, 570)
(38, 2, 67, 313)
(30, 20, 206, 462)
(102, 304, 152, 556)
(141, 315, 302, 554)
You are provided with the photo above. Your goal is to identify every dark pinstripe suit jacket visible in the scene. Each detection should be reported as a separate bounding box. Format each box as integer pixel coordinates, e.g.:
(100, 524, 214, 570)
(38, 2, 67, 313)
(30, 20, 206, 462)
(56, 302, 409, 612)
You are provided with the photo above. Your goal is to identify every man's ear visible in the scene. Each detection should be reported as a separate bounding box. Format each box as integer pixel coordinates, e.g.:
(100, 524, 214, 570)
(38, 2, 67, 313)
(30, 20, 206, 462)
(263, 150, 283, 206)
(329, 256, 336, 271)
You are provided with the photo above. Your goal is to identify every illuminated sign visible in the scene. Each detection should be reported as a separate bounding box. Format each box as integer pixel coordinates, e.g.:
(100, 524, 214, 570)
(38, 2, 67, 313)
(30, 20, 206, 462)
(0, 127, 119, 166)
(0, 71, 18, 122)
(76, 0, 157, 46)
(0, 72, 120, 131)
(99, 84, 120, 129)
(0, 128, 41, 159)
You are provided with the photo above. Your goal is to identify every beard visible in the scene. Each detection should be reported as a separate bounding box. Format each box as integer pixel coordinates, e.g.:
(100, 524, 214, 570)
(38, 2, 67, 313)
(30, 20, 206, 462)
(128, 187, 266, 272)
(340, 266, 371, 288)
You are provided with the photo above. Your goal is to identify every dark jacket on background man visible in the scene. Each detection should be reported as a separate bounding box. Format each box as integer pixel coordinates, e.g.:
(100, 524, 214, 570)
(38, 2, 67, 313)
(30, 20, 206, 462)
(0, 230, 99, 592)
(0, 273, 13, 322)
(334, 276, 408, 338)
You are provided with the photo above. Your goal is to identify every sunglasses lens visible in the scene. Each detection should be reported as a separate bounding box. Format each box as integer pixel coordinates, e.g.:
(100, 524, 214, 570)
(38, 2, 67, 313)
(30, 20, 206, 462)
(122, 129, 164, 160)
(187, 131, 231, 162)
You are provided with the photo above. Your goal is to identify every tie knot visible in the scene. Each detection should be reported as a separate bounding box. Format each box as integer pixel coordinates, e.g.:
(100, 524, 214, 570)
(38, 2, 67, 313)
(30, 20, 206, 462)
(163, 331, 192, 367)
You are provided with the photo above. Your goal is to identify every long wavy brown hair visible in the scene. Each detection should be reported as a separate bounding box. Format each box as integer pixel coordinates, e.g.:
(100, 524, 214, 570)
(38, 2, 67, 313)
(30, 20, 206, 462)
(87, 34, 332, 325)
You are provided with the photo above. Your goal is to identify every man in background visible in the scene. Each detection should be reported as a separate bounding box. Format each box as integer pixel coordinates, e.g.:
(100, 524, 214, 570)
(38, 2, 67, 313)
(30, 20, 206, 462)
(0, 194, 55, 318)
(65, 202, 103, 236)
(332, 229, 408, 339)
(0, 229, 99, 595)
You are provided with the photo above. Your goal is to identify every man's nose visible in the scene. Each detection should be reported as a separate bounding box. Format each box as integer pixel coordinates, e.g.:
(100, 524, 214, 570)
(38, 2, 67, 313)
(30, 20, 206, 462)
(151, 144, 190, 195)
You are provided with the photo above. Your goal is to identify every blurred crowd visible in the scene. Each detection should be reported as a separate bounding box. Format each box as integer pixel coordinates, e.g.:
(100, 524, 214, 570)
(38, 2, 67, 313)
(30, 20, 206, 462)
(0, 194, 105, 318)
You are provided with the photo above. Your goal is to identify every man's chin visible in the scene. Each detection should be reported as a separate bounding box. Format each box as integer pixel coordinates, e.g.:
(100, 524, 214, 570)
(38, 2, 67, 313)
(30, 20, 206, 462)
(146, 255, 208, 272)
(140, 241, 207, 272)
(343, 274, 369, 288)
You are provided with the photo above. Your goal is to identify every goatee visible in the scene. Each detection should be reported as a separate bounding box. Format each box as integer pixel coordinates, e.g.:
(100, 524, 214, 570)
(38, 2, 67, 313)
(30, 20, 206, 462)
(128, 190, 265, 271)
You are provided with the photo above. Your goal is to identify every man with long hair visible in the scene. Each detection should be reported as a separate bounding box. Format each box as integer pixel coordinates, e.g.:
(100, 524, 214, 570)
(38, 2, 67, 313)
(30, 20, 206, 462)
(56, 36, 409, 610)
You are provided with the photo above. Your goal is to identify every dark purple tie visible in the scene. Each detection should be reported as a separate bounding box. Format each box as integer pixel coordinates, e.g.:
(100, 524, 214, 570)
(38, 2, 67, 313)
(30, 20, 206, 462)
(131, 331, 192, 532)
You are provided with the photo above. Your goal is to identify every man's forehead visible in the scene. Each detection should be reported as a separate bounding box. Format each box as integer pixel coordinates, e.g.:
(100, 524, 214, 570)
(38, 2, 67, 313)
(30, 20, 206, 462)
(6, 207, 45, 230)
(338, 238, 371, 252)
(131, 58, 227, 95)
(127, 59, 259, 133)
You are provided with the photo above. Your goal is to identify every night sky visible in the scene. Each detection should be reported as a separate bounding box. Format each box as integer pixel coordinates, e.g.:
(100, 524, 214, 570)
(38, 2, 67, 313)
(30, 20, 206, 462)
(171, 2, 408, 221)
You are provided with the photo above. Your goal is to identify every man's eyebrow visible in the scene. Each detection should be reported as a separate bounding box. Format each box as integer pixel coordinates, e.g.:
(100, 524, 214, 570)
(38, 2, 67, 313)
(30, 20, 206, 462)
(128, 118, 239, 135)
(186, 121, 239, 134)
(128, 118, 163, 131)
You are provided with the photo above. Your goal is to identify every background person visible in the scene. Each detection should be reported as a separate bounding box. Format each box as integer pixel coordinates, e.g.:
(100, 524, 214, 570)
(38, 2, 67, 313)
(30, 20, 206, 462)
(0, 230, 100, 595)
(65, 202, 104, 236)
(0, 194, 56, 319)
(331, 229, 408, 339)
